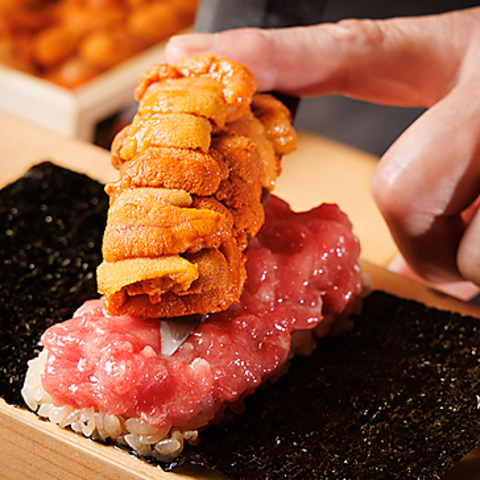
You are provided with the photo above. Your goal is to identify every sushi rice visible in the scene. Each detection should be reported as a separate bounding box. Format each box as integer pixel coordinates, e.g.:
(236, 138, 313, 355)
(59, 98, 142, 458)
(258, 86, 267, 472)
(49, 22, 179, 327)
(21, 311, 354, 462)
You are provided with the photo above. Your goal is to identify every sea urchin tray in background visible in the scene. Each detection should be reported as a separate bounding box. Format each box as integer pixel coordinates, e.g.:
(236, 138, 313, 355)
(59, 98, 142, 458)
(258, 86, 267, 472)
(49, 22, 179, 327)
(2, 162, 480, 479)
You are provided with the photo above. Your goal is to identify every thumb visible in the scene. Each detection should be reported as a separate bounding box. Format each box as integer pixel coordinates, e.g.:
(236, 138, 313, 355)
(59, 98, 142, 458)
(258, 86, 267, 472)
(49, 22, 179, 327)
(370, 76, 480, 284)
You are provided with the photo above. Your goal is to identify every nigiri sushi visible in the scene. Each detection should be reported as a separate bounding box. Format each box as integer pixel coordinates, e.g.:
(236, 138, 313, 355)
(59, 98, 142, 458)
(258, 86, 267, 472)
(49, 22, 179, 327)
(22, 195, 362, 461)
(21, 54, 362, 462)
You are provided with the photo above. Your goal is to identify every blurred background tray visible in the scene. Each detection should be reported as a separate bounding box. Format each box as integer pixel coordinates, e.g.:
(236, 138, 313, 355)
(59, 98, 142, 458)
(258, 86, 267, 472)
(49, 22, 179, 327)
(0, 35, 186, 143)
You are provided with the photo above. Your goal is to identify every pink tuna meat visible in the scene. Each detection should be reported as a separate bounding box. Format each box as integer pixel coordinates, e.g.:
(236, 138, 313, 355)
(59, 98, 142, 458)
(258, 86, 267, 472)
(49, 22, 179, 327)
(41, 195, 362, 430)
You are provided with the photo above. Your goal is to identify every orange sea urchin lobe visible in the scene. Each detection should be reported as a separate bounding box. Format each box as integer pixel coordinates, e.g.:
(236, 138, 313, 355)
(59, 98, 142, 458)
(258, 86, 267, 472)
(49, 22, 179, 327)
(97, 53, 297, 318)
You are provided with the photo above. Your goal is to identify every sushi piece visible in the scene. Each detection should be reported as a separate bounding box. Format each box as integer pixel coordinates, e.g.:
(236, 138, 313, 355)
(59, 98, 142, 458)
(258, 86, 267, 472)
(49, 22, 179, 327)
(22, 195, 363, 462)
(20, 54, 361, 464)
(98, 53, 298, 319)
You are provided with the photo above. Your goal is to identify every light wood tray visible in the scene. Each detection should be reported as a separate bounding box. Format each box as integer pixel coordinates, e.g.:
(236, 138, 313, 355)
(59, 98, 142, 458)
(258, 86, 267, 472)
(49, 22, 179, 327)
(0, 29, 191, 142)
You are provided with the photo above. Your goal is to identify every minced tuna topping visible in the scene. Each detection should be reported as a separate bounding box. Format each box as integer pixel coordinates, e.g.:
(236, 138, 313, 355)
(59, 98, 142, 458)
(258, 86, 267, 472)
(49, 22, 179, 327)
(40, 195, 362, 431)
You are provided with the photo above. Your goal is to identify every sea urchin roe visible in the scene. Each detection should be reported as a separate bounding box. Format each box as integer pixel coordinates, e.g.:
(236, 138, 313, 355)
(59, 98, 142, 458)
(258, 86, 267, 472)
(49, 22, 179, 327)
(40, 195, 362, 430)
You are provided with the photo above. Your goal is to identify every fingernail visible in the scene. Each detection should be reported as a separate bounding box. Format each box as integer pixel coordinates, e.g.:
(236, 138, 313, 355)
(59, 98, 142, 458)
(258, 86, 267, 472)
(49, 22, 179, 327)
(168, 33, 216, 54)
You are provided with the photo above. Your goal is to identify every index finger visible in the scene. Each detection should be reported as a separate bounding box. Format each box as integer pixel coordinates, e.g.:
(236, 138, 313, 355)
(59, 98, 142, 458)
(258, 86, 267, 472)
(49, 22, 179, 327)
(166, 9, 474, 106)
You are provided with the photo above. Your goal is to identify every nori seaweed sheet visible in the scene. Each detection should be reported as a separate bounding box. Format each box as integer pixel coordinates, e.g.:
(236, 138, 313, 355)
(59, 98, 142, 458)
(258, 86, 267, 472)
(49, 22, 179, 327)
(2, 163, 480, 479)
(0, 162, 108, 405)
(176, 292, 480, 479)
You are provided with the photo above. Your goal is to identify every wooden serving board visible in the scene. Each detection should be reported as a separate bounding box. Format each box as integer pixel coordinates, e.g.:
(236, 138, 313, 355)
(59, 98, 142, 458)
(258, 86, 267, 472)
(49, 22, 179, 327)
(2, 113, 480, 479)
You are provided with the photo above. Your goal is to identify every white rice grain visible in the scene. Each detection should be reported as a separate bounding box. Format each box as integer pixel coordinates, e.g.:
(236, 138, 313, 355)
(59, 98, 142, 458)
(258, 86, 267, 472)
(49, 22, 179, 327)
(71, 420, 84, 434)
(49, 404, 74, 425)
(104, 413, 123, 438)
(125, 417, 160, 436)
(154, 437, 183, 461)
(183, 430, 199, 445)
(94, 412, 109, 441)
(60, 409, 80, 428)
(21, 383, 38, 412)
(125, 434, 153, 457)
(80, 409, 96, 437)
(37, 403, 51, 418)
(137, 431, 169, 445)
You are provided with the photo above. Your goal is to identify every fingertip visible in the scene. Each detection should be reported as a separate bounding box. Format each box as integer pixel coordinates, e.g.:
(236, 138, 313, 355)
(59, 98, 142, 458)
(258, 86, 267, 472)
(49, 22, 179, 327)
(388, 253, 479, 301)
(165, 28, 278, 91)
(166, 33, 216, 63)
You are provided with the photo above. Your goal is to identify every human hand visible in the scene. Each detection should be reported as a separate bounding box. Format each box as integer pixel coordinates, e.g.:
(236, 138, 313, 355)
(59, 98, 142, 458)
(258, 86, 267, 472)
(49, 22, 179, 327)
(166, 7, 480, 288)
